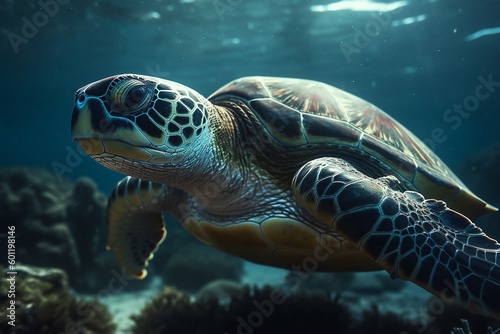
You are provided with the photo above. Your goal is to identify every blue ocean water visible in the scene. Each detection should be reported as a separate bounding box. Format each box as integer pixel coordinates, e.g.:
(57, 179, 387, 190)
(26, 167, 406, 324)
(1, 1, 500, 332)
(1, 0, 499, 191)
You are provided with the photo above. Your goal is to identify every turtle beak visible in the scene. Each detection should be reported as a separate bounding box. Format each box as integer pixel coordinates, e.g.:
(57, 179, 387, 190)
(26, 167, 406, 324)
(71, 76, 125, 142)
(71, 91, 150, 144)
(70, 96, 111, 155)
(71, 96, 109, 141)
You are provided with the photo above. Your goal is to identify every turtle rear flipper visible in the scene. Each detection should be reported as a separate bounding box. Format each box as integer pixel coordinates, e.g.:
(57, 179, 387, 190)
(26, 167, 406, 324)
(107, 177, 180, 278)
(292, 157, 500, 318)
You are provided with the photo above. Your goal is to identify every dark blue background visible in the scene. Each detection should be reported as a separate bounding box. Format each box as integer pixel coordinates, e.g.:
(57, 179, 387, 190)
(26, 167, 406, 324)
(1, 0, 499, 195)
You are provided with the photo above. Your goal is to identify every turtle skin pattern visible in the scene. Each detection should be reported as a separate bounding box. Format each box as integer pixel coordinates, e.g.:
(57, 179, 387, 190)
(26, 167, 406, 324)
(292, 157, 500, 318)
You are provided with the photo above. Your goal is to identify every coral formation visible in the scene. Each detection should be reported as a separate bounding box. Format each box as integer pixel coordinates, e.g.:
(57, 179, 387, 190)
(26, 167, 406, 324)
(130, 284, 500, 334)
(424, 300, 500, 334)
(0, 264, 116, 334)
(162, 242, 244, 292)
(196, 279, 244, 303)
(0, 166, 242, 293)
(0, 166, 106, 290)
(131, 285, 353, 334)
(0, 167, 81, 277)
(0, 166, 154, 292)
(66, 176, 106, 272)
(451, 319, 500, 334)
(130, 286, 199, 334)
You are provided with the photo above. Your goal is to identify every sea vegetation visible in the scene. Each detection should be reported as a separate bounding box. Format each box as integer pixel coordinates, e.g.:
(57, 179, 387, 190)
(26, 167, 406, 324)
(131, 285, 351, 334)
(0, 264, 116, 334)
(451, 319, 500, 334)
(130, 284, 500, 334)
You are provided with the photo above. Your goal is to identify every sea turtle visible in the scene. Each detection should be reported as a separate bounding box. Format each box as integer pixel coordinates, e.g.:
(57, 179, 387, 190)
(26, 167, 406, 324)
(71, 74, 499, 318)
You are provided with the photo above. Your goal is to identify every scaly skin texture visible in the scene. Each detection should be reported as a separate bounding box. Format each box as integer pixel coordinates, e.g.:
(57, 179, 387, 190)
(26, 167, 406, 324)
(292, 157, 500, 319)
(71, 74, 500, 319)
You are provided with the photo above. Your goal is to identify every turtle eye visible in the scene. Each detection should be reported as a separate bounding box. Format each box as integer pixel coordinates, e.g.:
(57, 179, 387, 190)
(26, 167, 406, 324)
(109, 78, 152, 114)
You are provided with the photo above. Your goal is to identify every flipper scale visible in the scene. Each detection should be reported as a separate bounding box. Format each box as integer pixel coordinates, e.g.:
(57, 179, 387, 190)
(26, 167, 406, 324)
(292, 157, 500, 318)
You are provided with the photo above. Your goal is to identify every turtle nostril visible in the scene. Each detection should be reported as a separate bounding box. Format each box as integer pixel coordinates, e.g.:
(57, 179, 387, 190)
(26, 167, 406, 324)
(76, 93, 87, 108)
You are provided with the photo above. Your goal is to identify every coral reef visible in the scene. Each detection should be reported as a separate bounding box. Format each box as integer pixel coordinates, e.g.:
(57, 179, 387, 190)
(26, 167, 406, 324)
(0, 166, 153, 292)
(66, 176, 106, 273)
(130, 286, 199, 334)
(130, 284, 500, 334)
(0, 166, 106, 290)
(0, 165, 242, 293)
(0, 264, 116, 334)
(0, 167, 80, 276)
(162, 242, 244, 292)
(131, 285, 352, 334)
(196, 279, 244, 303)
(451, 319, 500, 334)
(424, 300, 500, 334)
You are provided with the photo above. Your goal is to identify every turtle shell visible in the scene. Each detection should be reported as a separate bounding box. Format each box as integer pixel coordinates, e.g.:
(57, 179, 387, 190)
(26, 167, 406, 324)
(209, 76, 495, 219)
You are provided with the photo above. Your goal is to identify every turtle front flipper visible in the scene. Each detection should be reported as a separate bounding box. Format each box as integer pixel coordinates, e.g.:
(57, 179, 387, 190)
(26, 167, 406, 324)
(292, 157, 500, 318)
(107, 177, 183, 278)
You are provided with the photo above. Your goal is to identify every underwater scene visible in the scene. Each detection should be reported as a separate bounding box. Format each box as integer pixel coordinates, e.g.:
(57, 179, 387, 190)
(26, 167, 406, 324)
(1, 0, 500, 333)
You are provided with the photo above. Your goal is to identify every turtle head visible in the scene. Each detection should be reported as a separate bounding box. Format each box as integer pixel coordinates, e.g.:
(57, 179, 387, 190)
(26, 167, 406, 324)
(71, 74, 213, 182)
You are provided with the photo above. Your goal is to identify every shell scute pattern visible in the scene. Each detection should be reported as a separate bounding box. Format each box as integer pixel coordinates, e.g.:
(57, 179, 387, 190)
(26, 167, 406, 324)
(302, 114, 362, 146)
(209, 77, 269, 101)
(262, 77, 349, 119)
(248, 98, 304, 145)
(213, 77, 492, 215)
